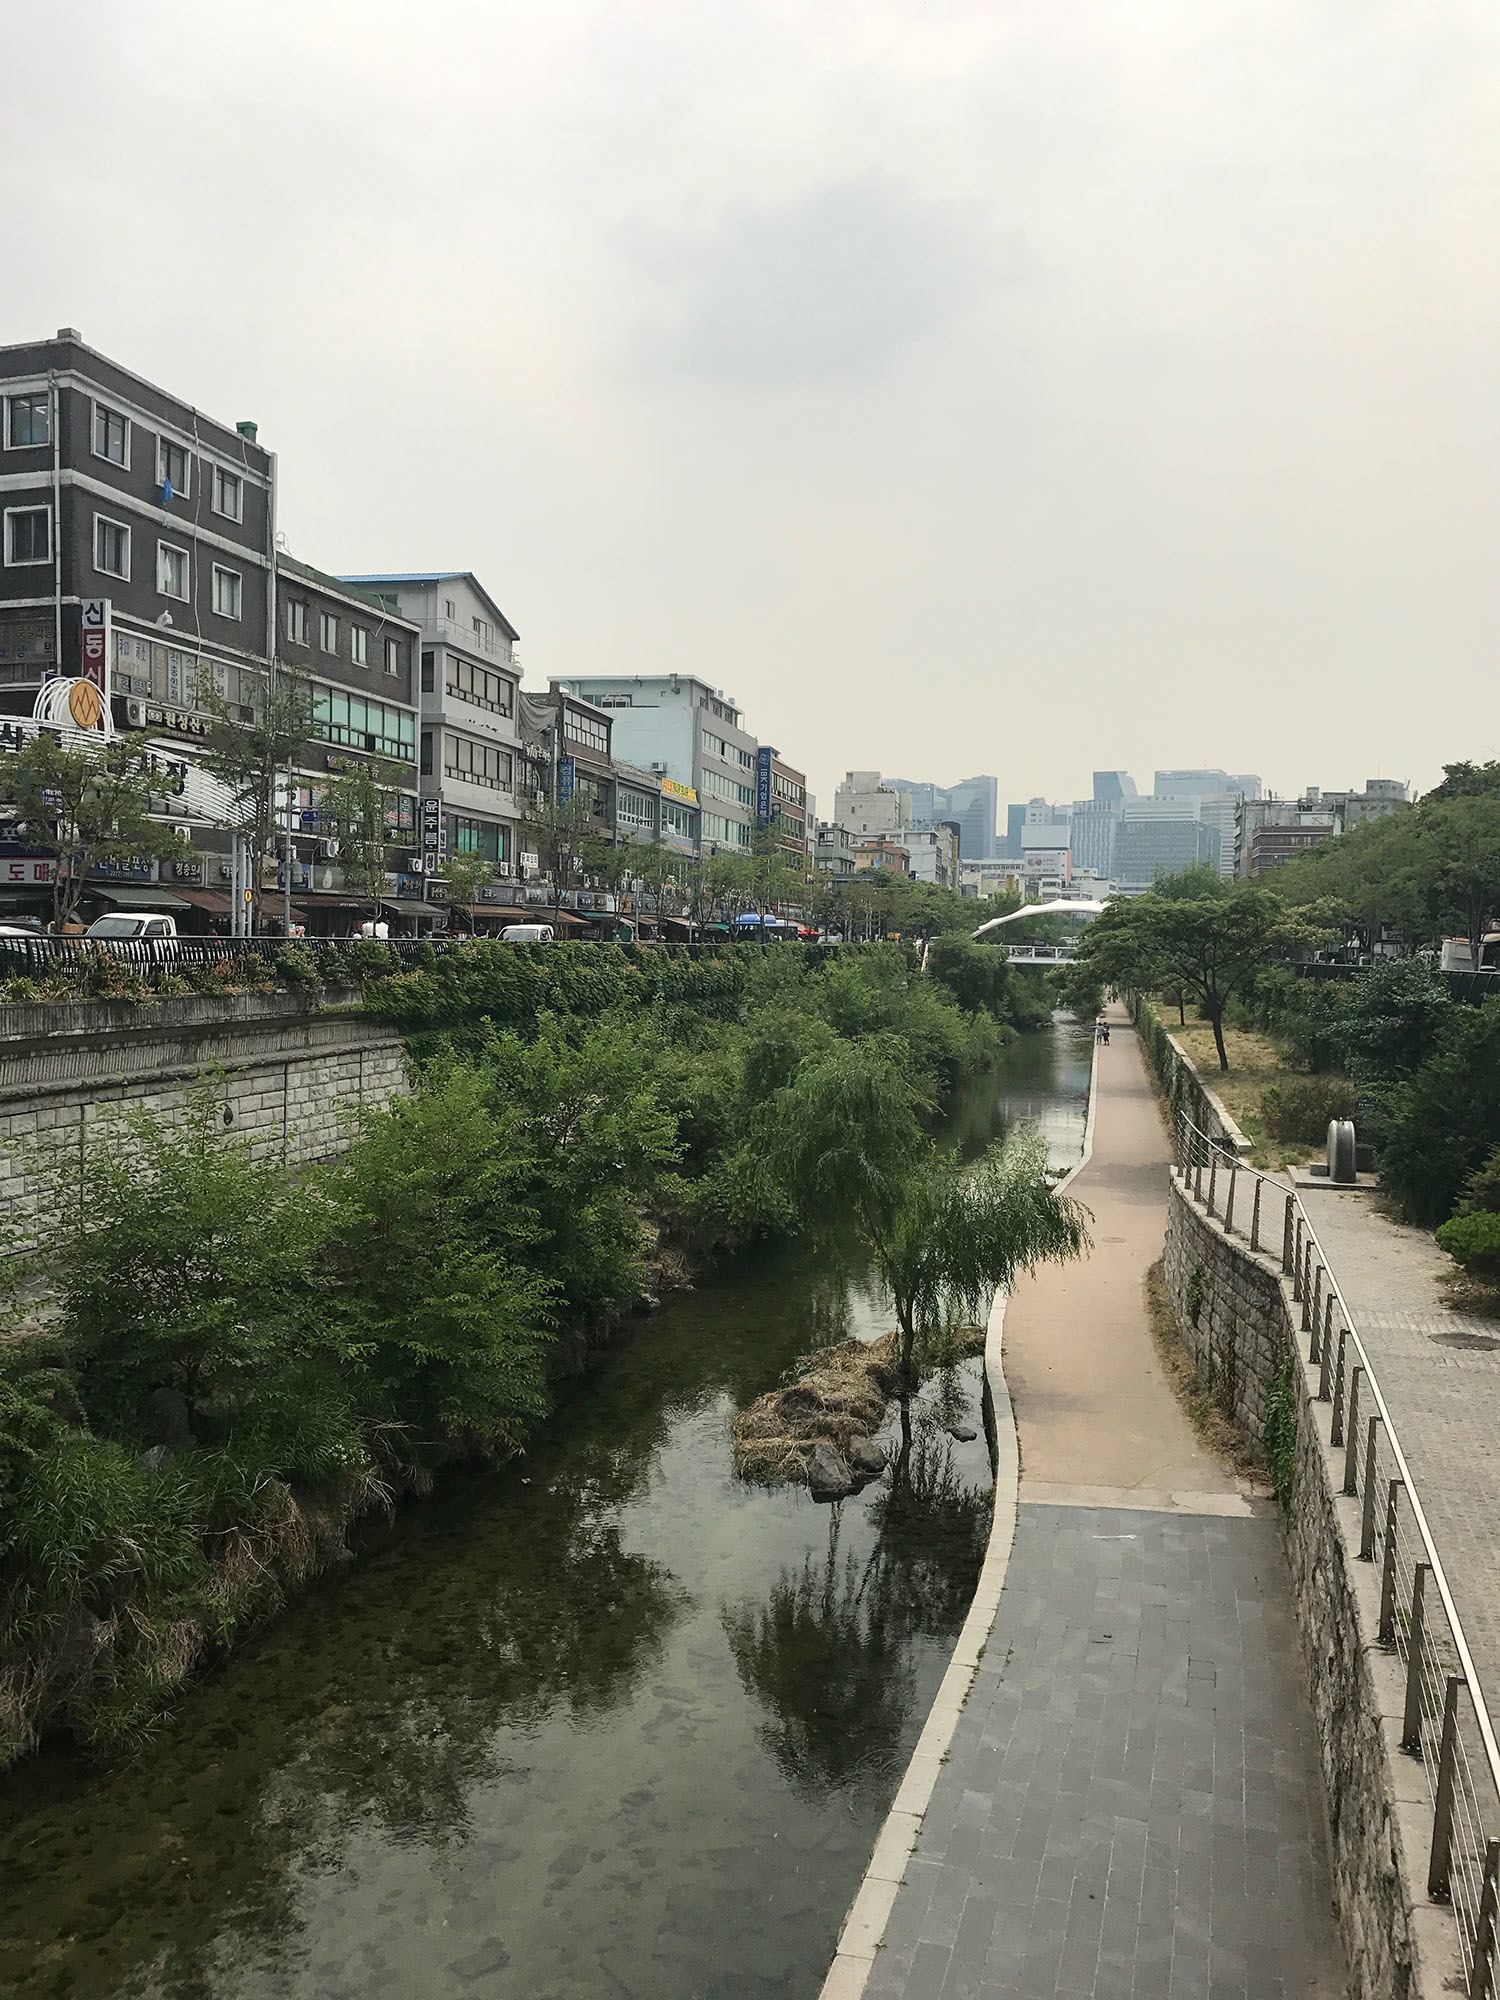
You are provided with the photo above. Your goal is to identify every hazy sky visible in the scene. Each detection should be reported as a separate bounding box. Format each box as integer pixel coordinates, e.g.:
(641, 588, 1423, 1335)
(8, 1, 1498, 816)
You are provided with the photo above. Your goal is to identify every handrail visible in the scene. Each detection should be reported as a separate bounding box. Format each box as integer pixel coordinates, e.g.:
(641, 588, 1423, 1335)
(1175, 1109, 1500, 1994)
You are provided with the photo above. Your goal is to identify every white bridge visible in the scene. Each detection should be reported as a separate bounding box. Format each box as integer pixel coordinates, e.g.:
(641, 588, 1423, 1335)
(1001, 943, 1080, 964)
(971, 897, 1105, 967)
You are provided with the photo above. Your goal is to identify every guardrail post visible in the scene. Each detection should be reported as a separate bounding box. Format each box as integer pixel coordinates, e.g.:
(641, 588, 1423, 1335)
(1331, 1331, 1347, 1444)
(1403, 1564, 1431, 1751)
(1223, 1166, 1236, 1234)
(1343, 1366, 1363, 1496)
(1360, 1415, 1381, 1556)
(1430, 1675, 1464, 1900)
(1250, 1178, 1262, 1252)
(1194, 1140, 1204, 1201)
(1309, 1278, 1323, 1365)
(1318, 1306, 1335, 1400)
(1303, 1258, 1319, 1334)
(1283, 1196, 1294, 1274)
(1207, 1151, 1217, 1215)
(1379, 1481, 1402, 1640)
(1291, 1213, 1304, 1297)
(1469, 1839, 1500, 2000)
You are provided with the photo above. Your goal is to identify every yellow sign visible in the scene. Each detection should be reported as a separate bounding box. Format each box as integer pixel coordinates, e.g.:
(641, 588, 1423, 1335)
(66, 680, 106, 731)
(660, 776, 698, 805)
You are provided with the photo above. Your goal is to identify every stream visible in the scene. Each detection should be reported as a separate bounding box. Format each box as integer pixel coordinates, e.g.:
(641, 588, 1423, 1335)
(0, 1016, 1093, 2000)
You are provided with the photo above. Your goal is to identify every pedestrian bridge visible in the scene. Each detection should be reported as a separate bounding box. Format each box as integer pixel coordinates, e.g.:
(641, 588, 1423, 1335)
(1001, 942, 1079, 964)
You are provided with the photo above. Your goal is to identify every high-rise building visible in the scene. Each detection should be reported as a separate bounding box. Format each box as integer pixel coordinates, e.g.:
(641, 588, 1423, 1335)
(1004, 802, 1027, 857)
(1153, 770, 1262, 874)
(1069, 796, 1119, 880)
(1113, 800, 1219, 891)
(1092, 770, 1139, 804)
(888, 774, 997, 858)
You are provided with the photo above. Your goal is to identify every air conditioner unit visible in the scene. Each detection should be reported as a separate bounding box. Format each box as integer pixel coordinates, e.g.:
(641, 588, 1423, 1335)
(317, 838, 340, 860)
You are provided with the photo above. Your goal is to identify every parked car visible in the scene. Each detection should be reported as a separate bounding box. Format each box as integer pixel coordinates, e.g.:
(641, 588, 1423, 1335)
(499, 923, 556, 944)
(83, 913, 181, 958)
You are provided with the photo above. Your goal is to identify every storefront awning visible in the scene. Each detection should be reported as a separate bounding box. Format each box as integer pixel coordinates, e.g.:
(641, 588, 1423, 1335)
(90, 884, 192, 911)
(380, 898, 440, 919)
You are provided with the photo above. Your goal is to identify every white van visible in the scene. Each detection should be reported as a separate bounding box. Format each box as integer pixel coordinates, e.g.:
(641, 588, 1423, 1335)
(83, 913, 181, 957)
(499, 923, 556, 945)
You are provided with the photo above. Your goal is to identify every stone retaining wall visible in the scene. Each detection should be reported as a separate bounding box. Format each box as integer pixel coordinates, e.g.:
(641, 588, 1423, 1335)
(1165, 1179, 1458, 2000)
(0, 993, 407, 1246)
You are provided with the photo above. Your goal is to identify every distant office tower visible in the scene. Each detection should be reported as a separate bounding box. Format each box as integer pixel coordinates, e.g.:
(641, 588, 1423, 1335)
(888, 774, 997, 857)
(1152, 770, 1262, 874)
(1092, 770, 1139, 805)
(1113, 800, 1219, 891)
(1004, 802, 1027, 857)
(1069, 797, 1119, 880)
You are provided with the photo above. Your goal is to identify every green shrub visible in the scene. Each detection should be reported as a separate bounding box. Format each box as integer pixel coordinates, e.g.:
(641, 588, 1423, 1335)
(1435, 1210, 1500, 1280)
(1262, 1357, 1298, 1515)
(272, 944, 324, 994)
(1259, 1074, 1358, 1143)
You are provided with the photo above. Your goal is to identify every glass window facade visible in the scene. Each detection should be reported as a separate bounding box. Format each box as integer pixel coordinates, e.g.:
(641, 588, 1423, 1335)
(311, 686, 417, 760)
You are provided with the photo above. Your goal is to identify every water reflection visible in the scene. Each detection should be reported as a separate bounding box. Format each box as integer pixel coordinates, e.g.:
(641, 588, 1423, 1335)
(0, 1026, 1090, 2000)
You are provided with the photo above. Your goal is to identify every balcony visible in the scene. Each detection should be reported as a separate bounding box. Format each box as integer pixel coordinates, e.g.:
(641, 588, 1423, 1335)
(428, 617, 516, 665)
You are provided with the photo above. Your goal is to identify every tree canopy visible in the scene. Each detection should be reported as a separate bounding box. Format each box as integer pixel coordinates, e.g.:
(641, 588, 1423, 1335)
(1, 733, 185, 929)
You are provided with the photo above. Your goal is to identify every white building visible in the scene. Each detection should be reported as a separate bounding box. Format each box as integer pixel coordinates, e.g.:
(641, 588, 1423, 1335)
(834, 771, 912, 837)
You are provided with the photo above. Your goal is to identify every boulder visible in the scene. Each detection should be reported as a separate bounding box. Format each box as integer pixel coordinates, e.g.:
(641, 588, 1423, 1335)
(944, 1424, 978, 1444)
(846, 1436, 888, 1479)
(805, 1441, 856, 1500)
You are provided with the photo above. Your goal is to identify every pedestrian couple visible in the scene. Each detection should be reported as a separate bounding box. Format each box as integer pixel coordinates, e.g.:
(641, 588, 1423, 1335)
(1095, 1016, 1110, 1045)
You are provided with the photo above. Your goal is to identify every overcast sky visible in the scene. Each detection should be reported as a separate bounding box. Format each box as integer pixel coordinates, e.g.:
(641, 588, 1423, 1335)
(8, 1, 1498, 817)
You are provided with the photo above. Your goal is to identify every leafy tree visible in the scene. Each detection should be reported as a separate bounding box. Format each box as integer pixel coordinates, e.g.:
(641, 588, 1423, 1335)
(439, 850, 497, 934)
(520, 789, 598, 924)
(1416, 795, 1500, 970)
(1377, 1002, 1500, 1225)
(199, 674, 314, 932)
(1076, 882, 1325, 1070)
(1, 732, 185, 931)
(323, 1066, 556, 1452)
(761, 1040, 1087, 1385)
(320, 760, 403, 925)
(1423, 761, 1500, 804)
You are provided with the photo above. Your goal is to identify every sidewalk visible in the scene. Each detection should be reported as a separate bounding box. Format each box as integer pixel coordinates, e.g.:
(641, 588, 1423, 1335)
(854, 1007, 1345, 1999)
(1302, 1190, 1500, 1716)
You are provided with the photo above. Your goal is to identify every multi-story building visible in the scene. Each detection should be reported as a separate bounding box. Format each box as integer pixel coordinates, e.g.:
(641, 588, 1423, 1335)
(905, 822, 961, 888)
(835, 771, 911, 838)
(1003, 802, 1027, 858)
(765, 752, 810, 862)
(1153, 770, 1262, 875)
(1234, 781, 1408, 878)
(1068, 796, 1119, 881)
(959, 858, 1025, 900)
(1092, 770, 1139, 805)
(814, 821, 855, 880)
(0, 329, 426, 931)
(1113, 800, 1218, 891)
(343, 572, 522, 876)
(851, 834, 910, 874)
(889, 774, 998, 858)
(553, 674, 757, 858)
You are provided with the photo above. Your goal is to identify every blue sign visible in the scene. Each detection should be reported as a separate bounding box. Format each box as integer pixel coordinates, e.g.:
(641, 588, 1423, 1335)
(558, 754, 576, 804)
(755, 746, 773, 824)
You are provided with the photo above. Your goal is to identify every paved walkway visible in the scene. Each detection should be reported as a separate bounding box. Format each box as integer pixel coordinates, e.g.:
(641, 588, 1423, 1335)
(863, 1008, 1345, 1999)
(1303, 1190, 1500, 1714)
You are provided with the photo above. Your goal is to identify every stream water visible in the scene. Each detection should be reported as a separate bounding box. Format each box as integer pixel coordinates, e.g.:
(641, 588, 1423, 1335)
(0, 1017, 1093, 2000)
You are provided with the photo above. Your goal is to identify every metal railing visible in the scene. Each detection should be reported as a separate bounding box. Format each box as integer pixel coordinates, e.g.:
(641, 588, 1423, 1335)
(1175, 1111, 1500, 1997)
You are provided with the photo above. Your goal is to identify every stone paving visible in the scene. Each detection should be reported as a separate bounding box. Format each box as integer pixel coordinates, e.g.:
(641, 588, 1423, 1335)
(1302, 1191, 1500, 1714)
(851, 1010, 1345, 1999)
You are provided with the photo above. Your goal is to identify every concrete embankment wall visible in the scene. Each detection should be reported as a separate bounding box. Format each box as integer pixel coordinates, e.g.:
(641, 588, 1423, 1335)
(0, 992, 407, 1245)
(1165, 1180, 1457, 2000)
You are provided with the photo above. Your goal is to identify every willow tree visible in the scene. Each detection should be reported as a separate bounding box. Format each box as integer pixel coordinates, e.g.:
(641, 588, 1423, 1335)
(761, 1039, 1089, 1388)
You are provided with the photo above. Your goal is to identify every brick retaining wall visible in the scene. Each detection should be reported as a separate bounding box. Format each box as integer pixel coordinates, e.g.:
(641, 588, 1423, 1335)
(1165, 1179, 1459, 2000)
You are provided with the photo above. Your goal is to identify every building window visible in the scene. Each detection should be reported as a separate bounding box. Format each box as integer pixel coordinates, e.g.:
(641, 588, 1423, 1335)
(351, 626, 369, 666)
(444, 655, 513, 715)
(3, 392, 49, 449)
(599, 694, 633, 708)
(286, 600, 309, 645)
(212, 565, 242, 619)
(452, 816, 504, 862)
(443, 734, 513, 790)
(158, 437, 191, 498)
(616, 790, 655, 832)
(3, 506, 50, 566)
(421, 649, 435, 693)
(444, 597, 456, 619)
(310, 685, 417, 761)
(318, 611, 338, 652)
(92, 402, 129, 467)
(212, 466, 243, 521)
(92, 514, 131, 579)
(564, 708, 609, 756)
(157, 541, 190, 601)
(420, 730, 433, 777)
(384, 635, 401, 676)
(473, 615, 492, 648)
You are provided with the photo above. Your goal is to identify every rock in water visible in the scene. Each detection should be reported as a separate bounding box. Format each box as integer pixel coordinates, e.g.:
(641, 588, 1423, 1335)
(806, 1441, 856, 1500)
(846, 1436, 887, 1479)
(945, 1424, 978, 1443)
